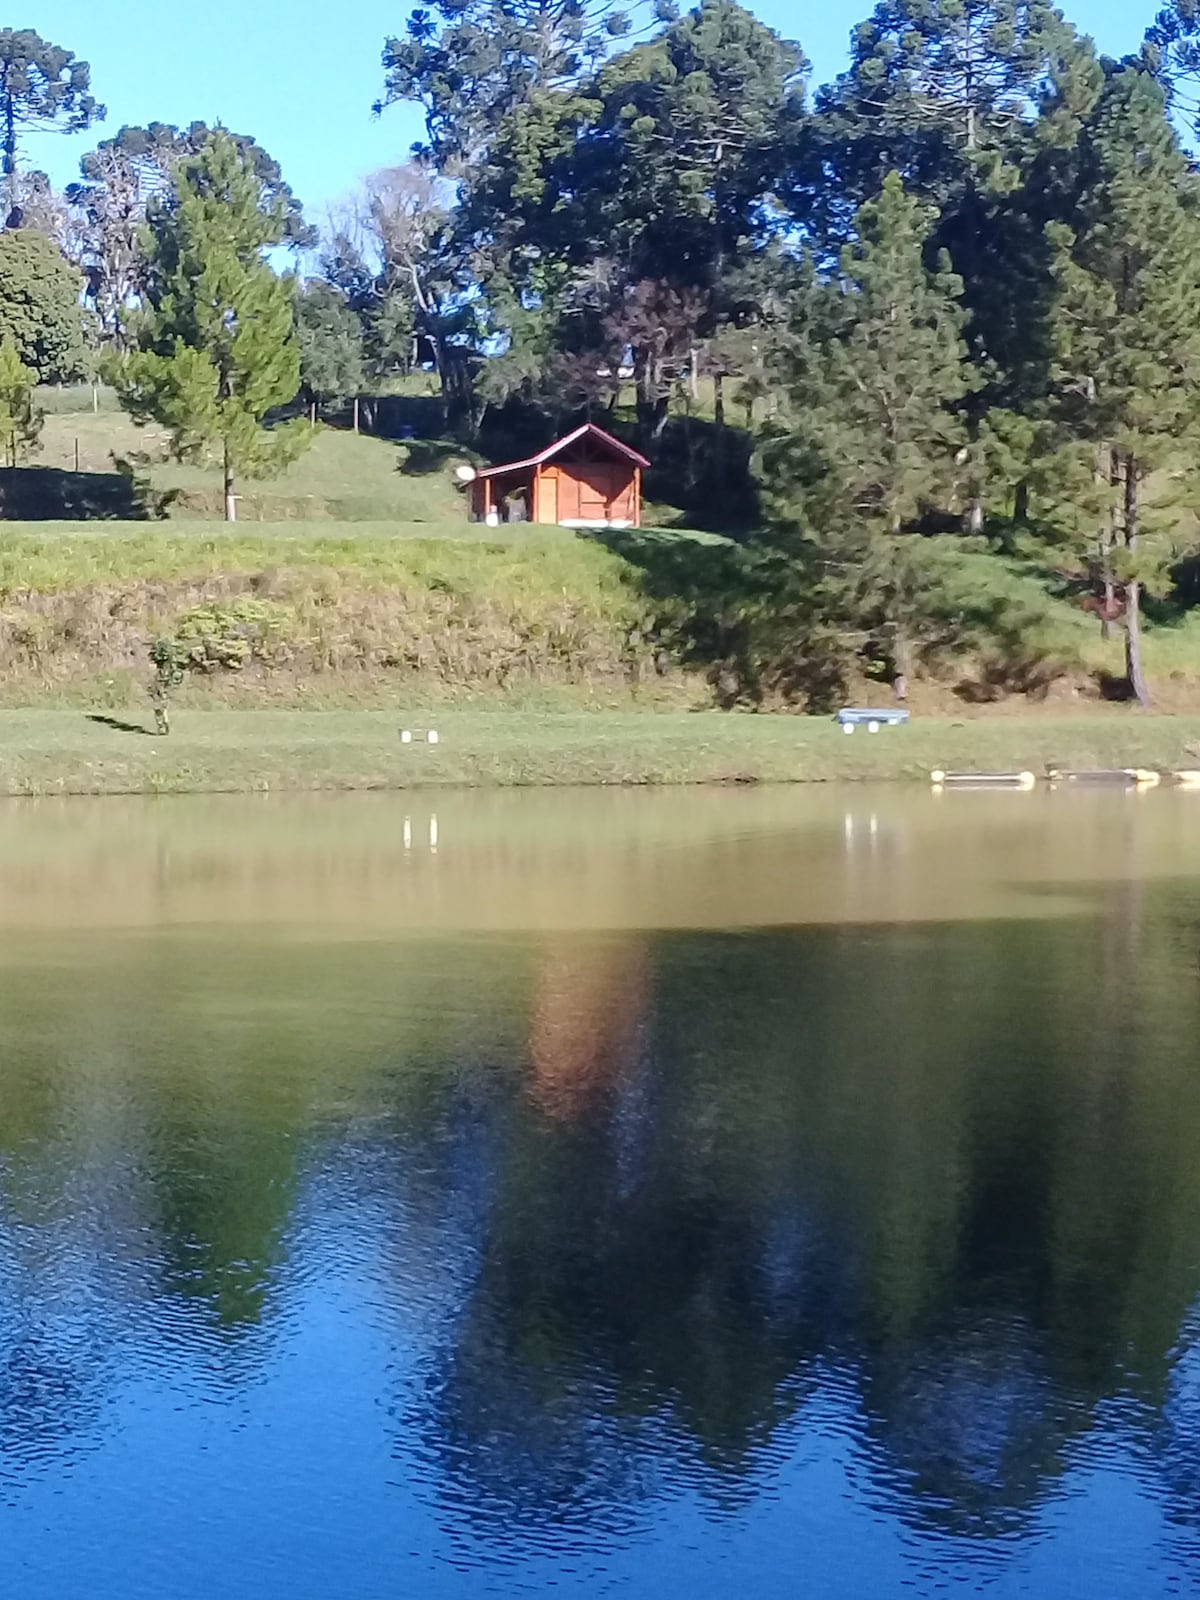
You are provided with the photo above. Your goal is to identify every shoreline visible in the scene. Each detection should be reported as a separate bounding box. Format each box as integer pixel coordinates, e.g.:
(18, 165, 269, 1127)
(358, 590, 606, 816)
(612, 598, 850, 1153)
(0, 709, 1199, 796)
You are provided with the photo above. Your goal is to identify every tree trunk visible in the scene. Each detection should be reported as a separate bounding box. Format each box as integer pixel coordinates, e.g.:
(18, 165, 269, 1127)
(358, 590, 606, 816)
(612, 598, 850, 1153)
(1100, 445, 1119, 641)
(1014, 479, 1029, 522)
(683, 411, 699, 500)
(892, 626, 912, 701)
(353, 396, 360, 435)
(223, 445, 237, 524)
(713, 371, 725, 429)
(1123, 456, 1150, 707)
(3, 92, 16, 216)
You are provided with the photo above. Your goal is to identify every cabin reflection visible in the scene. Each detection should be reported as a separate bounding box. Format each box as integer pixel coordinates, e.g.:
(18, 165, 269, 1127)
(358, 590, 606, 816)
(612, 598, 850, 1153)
(527, 937, 649, 1120)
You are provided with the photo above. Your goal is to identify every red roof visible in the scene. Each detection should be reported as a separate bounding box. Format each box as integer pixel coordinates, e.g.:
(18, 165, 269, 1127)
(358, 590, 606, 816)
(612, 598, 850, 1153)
(475, 422, 650, 479)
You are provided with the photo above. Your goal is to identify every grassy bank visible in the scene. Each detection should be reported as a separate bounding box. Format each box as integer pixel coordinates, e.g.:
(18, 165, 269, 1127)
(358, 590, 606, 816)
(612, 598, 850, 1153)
(1, 518, 1200, 713)
(0, 523, 697, 709)
(2, 710, 1199, 795)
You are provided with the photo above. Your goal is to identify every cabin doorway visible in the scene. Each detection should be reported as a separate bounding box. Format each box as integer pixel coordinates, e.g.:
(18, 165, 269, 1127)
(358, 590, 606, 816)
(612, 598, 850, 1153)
(539, 473, 559, 524)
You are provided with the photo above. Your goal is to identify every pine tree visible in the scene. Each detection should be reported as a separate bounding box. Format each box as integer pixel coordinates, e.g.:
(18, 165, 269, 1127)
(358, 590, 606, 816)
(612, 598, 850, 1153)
(1042, 66, 1200, 706)
(112, 132, 309, 523)
(69, 122, 311, 349)
(0, 335, 41, 467)
(762, 172, 975, 687)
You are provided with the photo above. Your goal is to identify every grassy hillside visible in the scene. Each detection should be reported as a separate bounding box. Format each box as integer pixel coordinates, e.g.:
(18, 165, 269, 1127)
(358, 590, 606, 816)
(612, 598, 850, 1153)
(24, 404, 470, 523)
(0, 395, 1196, 716)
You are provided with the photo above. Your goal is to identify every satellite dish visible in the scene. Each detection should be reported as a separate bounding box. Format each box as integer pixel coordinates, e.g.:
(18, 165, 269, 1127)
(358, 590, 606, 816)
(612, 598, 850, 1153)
(454, 464, 478, 484)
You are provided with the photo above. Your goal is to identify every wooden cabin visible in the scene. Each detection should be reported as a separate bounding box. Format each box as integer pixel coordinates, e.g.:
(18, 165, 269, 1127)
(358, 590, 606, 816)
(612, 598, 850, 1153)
(468, 423, 649, 528)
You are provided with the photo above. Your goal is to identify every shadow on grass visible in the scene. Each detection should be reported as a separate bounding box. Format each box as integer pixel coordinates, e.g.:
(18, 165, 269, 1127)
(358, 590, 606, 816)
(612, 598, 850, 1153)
(593, 527, 1097, 711)
(87, 714, 157, 737)
(0, 466, 169, 520)
(396, 438, 465, 476)
(583, 527, 846, 711)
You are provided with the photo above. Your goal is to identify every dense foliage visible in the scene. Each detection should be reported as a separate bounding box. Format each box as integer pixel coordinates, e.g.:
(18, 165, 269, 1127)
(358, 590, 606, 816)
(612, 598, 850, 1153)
(8, 2, 1200, 694)
(0, 229, 88, 381)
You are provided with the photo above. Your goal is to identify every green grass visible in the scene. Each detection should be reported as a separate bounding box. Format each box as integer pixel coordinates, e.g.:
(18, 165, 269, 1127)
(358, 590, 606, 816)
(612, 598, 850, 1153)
(0, 709, 1198, 795)
(0, 519, 585, 579)
(33, 410, 469, 522)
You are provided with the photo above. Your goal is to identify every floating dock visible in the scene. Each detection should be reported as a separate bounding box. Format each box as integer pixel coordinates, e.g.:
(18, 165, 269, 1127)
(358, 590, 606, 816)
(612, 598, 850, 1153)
(929, 767, 1187, 790)
(930, 770, 1037, 790)
(1046, 768, 1160, 787)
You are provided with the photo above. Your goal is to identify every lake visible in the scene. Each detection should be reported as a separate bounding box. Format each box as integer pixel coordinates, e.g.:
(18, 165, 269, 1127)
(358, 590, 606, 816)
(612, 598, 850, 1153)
(2, 786, 1200, 1598)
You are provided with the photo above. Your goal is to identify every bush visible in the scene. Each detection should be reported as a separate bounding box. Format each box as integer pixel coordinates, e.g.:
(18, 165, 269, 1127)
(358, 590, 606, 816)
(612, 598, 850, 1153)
(173, 598, 291, 672)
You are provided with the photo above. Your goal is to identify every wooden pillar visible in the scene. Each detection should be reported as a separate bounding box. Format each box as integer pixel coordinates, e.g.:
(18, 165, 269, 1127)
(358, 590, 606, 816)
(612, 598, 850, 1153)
(633, 467, 642, 528)
(531, 468, 541, 524)
(482, 476, 493, 523)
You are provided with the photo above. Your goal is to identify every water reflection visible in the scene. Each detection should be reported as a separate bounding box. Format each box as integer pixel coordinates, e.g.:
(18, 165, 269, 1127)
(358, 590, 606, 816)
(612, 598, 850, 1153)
(0, 790, 1199, 1597)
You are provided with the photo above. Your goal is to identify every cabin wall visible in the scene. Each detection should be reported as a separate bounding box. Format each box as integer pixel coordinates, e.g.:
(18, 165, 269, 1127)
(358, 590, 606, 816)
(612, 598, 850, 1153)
(536, 463, 638, 526)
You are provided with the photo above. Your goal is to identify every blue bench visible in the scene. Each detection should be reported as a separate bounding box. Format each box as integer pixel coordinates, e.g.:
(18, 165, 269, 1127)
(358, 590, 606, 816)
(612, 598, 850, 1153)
(836, 708, 910, 734)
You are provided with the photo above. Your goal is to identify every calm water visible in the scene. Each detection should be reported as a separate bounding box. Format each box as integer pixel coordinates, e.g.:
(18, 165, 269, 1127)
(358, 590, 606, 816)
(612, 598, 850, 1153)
(2, 786, 1200, 1598)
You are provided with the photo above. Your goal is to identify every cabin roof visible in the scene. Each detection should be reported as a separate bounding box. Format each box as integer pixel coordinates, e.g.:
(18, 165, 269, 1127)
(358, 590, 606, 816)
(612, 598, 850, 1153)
(474, 422, 650, 479)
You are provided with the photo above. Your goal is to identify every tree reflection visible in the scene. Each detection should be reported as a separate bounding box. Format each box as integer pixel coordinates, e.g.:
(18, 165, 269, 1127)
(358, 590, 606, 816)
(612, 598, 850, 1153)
(418, 901, 1200, 1540)
(2, 896, 1200, 1549)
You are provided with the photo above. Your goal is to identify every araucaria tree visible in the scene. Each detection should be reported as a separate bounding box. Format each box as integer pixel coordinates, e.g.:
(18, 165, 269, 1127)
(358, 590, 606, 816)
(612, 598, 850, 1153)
(0, 30, 104, 212)
(1044, 66, 1200, 707)
(113, 132, 310, 522)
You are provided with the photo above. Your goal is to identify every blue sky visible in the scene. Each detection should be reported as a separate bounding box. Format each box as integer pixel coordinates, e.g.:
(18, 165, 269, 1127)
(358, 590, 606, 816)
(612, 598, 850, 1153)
(25, 0, 1142, 216)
